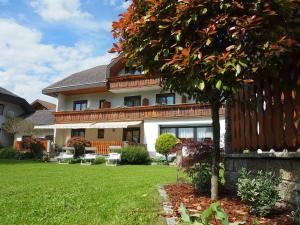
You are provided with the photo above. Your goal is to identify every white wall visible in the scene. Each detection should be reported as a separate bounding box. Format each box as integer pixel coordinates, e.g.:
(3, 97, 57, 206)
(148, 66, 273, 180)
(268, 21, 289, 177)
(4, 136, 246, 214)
(143, 117, 226, 154)
(0, 100, 26, 147)
(57, 89, 196, 112)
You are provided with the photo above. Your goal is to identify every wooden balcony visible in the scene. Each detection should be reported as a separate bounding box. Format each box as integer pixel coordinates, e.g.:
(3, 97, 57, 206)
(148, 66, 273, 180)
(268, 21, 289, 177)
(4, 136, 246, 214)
(54, 103, 225, 123)
(108, 75, 161, 90)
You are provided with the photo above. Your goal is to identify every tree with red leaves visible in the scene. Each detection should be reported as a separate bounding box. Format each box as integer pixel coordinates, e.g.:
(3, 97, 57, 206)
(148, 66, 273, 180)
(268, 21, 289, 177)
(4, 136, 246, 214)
(110, 0, 300, 200)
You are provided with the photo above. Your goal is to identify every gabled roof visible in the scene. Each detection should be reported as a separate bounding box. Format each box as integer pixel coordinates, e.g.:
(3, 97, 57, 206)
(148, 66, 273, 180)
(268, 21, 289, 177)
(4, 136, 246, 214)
(25, 110, 55, 125)
(0, 87, 18, 97)
(43, 65, 108, 96)
(31, 99, 56, 110)
(0, 87, 34, 114)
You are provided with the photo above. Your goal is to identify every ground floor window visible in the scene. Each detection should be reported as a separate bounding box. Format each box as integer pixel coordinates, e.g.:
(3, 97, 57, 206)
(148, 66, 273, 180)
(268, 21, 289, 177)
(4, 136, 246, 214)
(98, 129, 104, 139)
(123, 128, 140, 143)
(160, 125, 213, 142)
(71, 129, 85, 137)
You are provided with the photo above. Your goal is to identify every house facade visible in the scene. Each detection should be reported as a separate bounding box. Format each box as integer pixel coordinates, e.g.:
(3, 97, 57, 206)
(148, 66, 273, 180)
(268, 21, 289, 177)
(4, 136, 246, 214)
(14, 99, 56, 144)
(42, 57, 225, 156)
(0, 87, 34, 147)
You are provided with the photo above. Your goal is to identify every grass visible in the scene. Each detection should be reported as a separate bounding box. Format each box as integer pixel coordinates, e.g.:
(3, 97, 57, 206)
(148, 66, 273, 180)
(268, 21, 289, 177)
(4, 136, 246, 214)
(0, 160, 178, 225)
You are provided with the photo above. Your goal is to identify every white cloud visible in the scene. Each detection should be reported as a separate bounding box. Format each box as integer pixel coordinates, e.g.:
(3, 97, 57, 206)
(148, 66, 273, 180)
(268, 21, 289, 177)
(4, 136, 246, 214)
(0, 18, 115, 103)
(30, 0, 112, 31)
(104, 0, 131, 10)
(30, 0, 90, 22)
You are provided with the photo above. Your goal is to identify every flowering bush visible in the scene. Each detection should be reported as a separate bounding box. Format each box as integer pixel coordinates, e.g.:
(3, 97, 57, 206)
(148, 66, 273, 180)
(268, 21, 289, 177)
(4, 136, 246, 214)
(67, 137, 91, 158)
(172, 139, 213, 169)
(22, 136, 44, 159)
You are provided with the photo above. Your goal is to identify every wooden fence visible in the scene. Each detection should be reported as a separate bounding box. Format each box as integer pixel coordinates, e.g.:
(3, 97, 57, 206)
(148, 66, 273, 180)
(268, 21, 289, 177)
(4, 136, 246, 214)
(231, 76, 300, 152)
(15, 140, 49, 152)
(91, 140, 124, 155)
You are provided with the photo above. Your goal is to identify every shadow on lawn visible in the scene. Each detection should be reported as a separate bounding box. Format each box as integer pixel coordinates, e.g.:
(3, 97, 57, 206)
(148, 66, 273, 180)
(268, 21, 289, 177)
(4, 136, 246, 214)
(0, 159, 41, 164)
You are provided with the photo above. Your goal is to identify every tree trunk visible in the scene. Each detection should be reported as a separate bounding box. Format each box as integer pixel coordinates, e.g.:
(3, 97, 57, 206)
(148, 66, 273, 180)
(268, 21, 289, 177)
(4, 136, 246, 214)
(225, 97, 232, 154)
(211, 101, 220, 201)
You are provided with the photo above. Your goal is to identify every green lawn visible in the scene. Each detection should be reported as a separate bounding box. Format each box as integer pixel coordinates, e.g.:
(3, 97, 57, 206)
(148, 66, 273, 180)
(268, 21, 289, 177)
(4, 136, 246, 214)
(0, 161, 178, 225)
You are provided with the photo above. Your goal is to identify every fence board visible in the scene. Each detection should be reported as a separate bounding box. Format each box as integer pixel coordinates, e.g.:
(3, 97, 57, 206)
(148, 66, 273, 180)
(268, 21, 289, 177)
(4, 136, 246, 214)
(231, 75, 300, 152)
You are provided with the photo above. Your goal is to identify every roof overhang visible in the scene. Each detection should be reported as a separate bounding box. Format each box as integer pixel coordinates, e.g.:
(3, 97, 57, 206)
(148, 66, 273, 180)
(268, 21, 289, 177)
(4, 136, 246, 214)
(34, 121, 142, 129)
(42, 82, 107, 97)
(0, 93, 34, 115)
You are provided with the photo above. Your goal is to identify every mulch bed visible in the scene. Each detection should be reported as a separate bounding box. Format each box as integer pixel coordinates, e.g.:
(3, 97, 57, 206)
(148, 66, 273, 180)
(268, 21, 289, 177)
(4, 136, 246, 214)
(164, 183, 295, 225)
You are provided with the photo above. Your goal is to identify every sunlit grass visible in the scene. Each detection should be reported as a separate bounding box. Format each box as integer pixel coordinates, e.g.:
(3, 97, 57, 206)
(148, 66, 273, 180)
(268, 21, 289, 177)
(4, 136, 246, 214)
(0, 160, 178, 225)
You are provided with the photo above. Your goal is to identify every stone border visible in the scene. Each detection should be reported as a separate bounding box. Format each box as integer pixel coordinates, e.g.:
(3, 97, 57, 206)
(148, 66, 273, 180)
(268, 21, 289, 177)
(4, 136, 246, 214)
(225, 152, 300, 159)
(157, 185, 178, 225)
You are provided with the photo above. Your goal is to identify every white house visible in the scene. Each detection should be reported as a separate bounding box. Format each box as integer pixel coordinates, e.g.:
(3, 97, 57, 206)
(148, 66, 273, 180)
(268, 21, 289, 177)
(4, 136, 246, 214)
(0, 87, 34, 147)
(41, 57, 225, 156)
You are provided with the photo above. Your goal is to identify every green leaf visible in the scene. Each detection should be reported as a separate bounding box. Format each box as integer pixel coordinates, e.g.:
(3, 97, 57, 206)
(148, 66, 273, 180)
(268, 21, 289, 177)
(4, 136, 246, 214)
(201, 8, 208, 14)
(179, 203, 191, 222)
(206, 38, 212, 46)
(216, 80, 222, 90)
(198, 81, 205, 90)
(235, 64, 241, 76)
(176, 32, 181, 42)
(154, 52, 160, 61)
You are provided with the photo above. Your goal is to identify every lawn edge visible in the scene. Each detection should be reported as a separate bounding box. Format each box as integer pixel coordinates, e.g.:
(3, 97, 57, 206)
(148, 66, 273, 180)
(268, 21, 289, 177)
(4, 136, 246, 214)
(157, 185, 178, 225)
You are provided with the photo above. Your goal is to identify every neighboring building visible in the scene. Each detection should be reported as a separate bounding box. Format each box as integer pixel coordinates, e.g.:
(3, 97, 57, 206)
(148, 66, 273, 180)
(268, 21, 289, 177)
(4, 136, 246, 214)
(42, 57, 225, 155)
(15, 99, 56, 142)
(0, 87, 34, 147)
(31, 99, 56, 111)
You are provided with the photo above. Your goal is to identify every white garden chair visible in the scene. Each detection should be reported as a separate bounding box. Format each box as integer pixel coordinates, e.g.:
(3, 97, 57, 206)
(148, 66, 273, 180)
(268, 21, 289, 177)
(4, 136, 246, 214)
(106, 152, 121, 166)
(81, 153, 97, 165)
(56, 152, 74, 164)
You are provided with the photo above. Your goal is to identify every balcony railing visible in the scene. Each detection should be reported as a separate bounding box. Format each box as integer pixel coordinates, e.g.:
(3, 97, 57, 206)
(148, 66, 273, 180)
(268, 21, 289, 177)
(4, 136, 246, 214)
(54, 103, 225, 123)
(108, 75, 161, 89)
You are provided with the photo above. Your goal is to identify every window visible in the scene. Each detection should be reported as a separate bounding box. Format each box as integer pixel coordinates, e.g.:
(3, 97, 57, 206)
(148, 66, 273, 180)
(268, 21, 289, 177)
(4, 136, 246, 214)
(178, 128, 194, 139)
(123, 128, 140, 143)
(156, 93, 175, 105)
(71, 129, 85, 137)
(99, 100, 105, 109)
(196, 127, 213, 142)
(124, 66, 143, 75)
(160, 127, 176, 136)
(0, 104, 4, 115)
(124, 96, 141, 107)
(160, 125, 213, 142)
(98, 129, 104, 139)
(73, 100, 87, 111)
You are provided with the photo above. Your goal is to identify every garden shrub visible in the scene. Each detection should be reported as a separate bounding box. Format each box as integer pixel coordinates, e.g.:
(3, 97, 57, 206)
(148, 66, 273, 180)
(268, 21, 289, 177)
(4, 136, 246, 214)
(292, 207, 300, 225)
(67, 137, 91, 158)
(155, 133, 178, 161)
(22, 137, 45, 159)
(0, 147, 18, 159)
(116, 145, 150, 165)
(172, 139, 223, 194)
(93, 156, 106, 165)
(237, 168, 282, 216)
(187, 163, 211, 195)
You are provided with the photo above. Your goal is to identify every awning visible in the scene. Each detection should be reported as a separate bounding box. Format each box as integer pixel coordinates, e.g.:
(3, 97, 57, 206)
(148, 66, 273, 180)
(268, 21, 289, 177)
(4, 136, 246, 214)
(90, 121, 142, 128)
(34, 123, 92, 129)
(34, 121, 142, 129)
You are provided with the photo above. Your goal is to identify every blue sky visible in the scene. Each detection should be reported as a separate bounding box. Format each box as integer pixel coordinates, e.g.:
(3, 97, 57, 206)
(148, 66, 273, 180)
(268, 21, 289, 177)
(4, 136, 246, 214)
(0, 0, 128, 103)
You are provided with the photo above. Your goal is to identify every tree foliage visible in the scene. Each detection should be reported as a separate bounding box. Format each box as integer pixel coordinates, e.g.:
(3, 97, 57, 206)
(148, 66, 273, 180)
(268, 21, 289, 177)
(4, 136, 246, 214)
(111, 0, 300, 200)
(111, 0, 299, 103)
(2, 117, 34, 135)
(155, 133, 178, 160)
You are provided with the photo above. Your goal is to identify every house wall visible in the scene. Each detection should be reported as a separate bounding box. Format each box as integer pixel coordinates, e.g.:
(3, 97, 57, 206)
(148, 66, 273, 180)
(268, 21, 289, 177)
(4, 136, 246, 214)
(144, 117, 226, 155)
(57, 89, 195, 112)
(0, 100, 26, 147)
(14, 129, 54, 142)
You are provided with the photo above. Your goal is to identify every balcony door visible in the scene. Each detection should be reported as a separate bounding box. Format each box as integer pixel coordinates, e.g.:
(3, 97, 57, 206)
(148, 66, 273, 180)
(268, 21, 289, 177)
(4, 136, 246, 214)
(123, 128, 140, 143)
